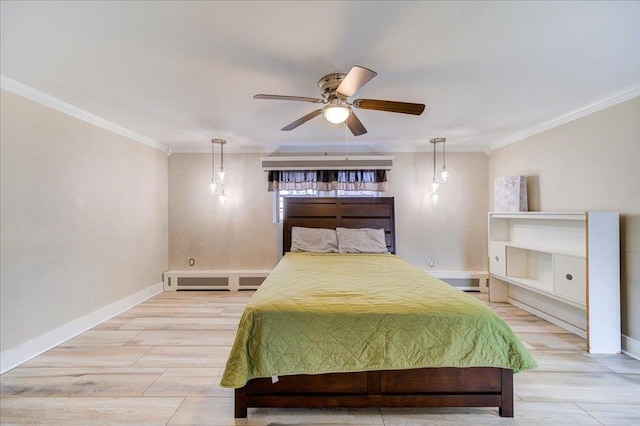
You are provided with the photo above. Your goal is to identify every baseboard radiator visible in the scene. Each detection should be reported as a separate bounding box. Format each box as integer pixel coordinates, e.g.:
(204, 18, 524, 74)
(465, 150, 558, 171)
(163, 270, 271, 291)
(428, 271, 488, 293)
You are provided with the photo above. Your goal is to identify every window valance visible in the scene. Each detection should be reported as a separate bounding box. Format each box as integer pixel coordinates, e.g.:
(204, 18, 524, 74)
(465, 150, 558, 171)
(268, 170, 388, 192)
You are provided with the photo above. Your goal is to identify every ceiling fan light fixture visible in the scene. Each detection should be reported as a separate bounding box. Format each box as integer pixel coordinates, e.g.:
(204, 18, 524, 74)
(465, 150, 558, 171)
(323, 99, 351, 124)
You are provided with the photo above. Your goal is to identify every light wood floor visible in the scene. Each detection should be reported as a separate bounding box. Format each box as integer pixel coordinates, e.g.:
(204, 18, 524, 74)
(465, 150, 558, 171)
(1, 290, 638, 425)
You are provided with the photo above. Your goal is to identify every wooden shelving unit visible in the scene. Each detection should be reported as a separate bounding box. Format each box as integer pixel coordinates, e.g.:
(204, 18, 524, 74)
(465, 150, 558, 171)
(488, 212, 620, 354)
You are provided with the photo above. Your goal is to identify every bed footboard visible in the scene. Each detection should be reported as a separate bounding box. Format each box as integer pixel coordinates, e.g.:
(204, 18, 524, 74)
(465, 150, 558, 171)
(234, 367, 514, 418)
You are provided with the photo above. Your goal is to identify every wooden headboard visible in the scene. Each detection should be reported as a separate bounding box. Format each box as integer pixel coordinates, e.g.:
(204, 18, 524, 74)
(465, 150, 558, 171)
(283, 197, 396, 254)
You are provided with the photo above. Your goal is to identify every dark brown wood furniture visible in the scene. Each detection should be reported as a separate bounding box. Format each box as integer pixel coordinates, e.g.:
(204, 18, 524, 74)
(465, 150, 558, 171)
(283, 197, 396, 254)
(235, 197, 514, 418)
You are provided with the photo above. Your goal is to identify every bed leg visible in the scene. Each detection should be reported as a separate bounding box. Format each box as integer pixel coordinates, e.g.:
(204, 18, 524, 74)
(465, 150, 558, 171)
(499, 369, 514, 417)
(235, 387, 247, 418)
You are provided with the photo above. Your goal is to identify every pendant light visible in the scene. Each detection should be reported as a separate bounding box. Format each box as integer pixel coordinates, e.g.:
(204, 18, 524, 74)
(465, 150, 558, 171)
(209, 140, 217, 194)
(440, 138, 449, 181)
(218, 139, 226, 183)
(209, 138, 228, 205)
(429, 137, 447, 204)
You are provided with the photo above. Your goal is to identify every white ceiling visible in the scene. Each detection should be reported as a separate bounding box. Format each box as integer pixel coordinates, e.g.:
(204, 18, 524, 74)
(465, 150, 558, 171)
(1, 1, 638, 154)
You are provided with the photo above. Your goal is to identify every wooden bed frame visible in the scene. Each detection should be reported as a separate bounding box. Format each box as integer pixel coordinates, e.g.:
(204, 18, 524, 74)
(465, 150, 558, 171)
(234, 197, 514, 418)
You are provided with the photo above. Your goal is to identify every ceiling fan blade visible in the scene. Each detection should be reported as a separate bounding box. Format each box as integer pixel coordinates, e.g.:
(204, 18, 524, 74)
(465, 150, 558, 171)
(336, 66, 377, 98)
(281, 109, 323, 131)
(352, 99, 425, 115)
(346, 112, 367, 136)
(254, 94, 324, 103)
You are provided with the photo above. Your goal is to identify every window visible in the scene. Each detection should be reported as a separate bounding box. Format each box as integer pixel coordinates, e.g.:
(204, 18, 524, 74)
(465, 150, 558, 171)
(274, 188, 379, 223)
(268, 169, 387, 223)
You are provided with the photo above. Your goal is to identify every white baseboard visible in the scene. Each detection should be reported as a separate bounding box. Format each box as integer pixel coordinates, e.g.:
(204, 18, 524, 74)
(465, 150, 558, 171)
(0, 282, 163, 374)
(508, 297, 587, 339)
(622, 334, 640, 360)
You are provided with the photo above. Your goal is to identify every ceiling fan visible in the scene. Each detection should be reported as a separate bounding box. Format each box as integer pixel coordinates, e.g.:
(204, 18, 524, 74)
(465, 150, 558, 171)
(254, 65, 426, 136)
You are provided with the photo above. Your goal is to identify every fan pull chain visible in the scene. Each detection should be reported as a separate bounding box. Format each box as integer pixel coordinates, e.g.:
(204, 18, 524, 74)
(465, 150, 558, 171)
(324, 119, 328, 156)
(344, 122, 349, 160)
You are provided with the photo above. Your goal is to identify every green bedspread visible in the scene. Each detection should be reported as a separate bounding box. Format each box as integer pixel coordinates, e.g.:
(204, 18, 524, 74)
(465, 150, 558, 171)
(221, 253, 537, 388)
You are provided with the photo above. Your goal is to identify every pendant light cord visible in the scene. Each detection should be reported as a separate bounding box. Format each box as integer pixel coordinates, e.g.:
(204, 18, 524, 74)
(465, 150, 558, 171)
(220, 141, 224, 172)
(432, 139, 437, 181)
(211, 140, 215, 180)
(442, 139, 446, 168)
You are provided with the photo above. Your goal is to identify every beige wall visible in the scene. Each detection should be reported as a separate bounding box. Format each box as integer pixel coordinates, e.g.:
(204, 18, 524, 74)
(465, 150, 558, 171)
(488, 96, 640, 342)
(0, 90, 168, 352)
(168, 153, 280, 270)
(168, 151, 488, 272)
(388, 152, 488, 271)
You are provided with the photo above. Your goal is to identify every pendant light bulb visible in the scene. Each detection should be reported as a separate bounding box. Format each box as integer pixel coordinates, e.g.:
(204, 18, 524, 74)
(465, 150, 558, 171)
(431, 191, 439, 204)
(430, 180, 439, 193)
(209, 180, 217, 194)
(440, 167, 449, 182)
(218, 168, 226, 183)
(219, 190, 227, 205)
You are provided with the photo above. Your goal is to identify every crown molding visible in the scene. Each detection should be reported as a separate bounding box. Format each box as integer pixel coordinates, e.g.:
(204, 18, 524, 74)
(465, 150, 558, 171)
(488, 83, 640, 153)
(170, 145, 276, 155)
(1, 75, 169, 153)
(169, 142, 487, 155)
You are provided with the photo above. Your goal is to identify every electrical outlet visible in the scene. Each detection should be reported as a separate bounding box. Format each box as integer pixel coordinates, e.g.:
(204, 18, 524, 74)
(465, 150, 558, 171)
(428, 258, 435, 268)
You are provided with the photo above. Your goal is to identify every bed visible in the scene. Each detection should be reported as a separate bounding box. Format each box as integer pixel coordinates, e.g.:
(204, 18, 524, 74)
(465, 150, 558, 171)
(221, 197, 536, 418)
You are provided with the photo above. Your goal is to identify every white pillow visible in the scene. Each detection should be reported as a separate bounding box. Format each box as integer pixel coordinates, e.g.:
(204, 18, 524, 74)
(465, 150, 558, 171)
(336, 227, 388, 254)
(290, 227, 338, 253)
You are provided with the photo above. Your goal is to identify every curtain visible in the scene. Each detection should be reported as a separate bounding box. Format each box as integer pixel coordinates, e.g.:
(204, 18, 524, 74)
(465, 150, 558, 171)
(267, 170, 388, 192)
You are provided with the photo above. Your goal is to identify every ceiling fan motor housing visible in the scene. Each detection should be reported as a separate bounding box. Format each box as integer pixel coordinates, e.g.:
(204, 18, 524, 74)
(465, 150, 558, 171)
(318, 73, 347, 100)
